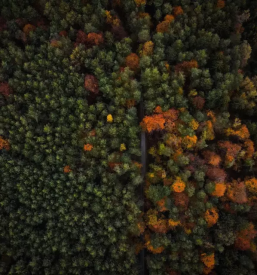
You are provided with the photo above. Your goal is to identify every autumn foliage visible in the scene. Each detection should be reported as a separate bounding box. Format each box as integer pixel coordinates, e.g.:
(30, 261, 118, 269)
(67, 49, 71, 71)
(206, 167, 227, 182)
(140, 108, 179, 133)
(201, 253, 215, 274)
(63, 165, 71, 173)
(126, 99, 136, 108)
(84, 144, 93, 151)
(164, 15, 175, 23)
(107, 114, 113, 123)
(245, 178, 257, 194)
(76, 31, 104, 47)
(192, 96, 205, 110)
(134, 0, 146, 6)
(172, 177, 186, 193)
(174, 192, 189, 210)
(244, 139, 255, 159)
(142, 41, 154, 56)
(217, 0, 225, 9)
(87, 32, 104, 45)
(144, 232, 165, 254)
(211, 183, 226, 197)
(226, 124, 250, 140)
(156, 14, 175, 33)
(227, 181, 248, 204)
(50, 39, 61, 48)
(202, 151, 221, 166)
(84, 75, 99, 94)
(140, 114, 165, 132)
(235, 223, 257, 251)
(0, 136, 10, 150)
(23, 24, 36, 35)
(175, 60, 199, 73)
(105, 10, 121, 26)
(125, 53, 140, 71)
(156, 197, 168, 212)
(0, 82, 12, 98)
(141, 103, 257, 273)
(59, 30, 68, 36)
(173, 6, 184, 17)
(204, 208, 219, 227)
(201, 253, 215, 268)
(218, 141, 241, 165)
(168, 219, 181, 229)
(156, 21, 170, 33)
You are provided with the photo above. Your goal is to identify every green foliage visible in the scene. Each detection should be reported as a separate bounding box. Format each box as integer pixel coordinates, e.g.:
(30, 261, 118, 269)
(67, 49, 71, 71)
(0, 0, 142, 274)
(147, 185, 170, 203)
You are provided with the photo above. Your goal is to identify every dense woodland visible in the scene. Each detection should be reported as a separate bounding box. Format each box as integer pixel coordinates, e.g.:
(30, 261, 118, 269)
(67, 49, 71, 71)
(0, 0, 257, 274)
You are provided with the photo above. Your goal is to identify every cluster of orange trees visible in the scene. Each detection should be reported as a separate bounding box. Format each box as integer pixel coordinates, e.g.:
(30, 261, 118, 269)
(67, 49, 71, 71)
(138, 106, 257, 273)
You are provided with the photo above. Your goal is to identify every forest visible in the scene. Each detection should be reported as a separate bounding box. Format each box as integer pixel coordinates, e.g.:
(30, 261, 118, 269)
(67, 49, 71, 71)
(0, 0, 257, 274)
